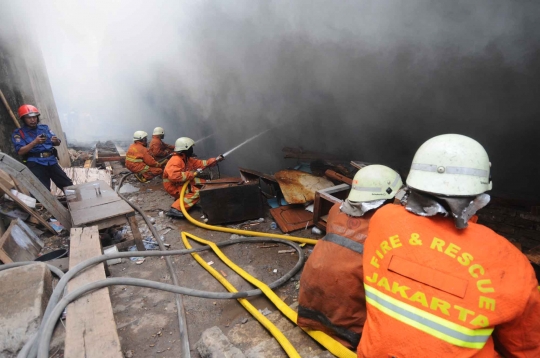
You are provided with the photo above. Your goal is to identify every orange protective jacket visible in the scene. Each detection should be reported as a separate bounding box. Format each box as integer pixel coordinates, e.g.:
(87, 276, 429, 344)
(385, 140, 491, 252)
(125, 142, 160, 173)
(148, 135, 174, 159)
(358, 205, 540, 358)
(298, 202, 374, 349)
(162, 153, 217, 197)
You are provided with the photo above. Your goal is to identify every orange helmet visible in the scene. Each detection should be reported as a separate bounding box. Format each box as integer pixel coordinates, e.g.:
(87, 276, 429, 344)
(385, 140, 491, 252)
(18, 104, 40, 118)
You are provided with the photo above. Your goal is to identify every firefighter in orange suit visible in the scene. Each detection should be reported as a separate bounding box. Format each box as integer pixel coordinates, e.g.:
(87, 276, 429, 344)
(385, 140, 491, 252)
(125, 131, 163, 182)
(298, 165, 403, 349)
(163, 137, 223, 218)
(359, 134, 540, 358)
(148, 127, 175, 161)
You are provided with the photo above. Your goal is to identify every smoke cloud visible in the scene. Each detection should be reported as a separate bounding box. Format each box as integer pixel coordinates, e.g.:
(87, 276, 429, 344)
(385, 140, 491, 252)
(12, 0, 540, 199)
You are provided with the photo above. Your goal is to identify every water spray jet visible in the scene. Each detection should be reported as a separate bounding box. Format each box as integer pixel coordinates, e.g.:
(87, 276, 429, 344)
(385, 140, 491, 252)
(221, 128, 271, 158)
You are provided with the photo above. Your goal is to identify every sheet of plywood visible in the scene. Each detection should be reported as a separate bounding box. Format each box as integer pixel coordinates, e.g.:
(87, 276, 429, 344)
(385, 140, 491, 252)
(269, 205, 314, 233)
(0, 220, 41, 263)
(274, 170, 334, 204)
(51, 168, 112, 195)
(70, 200, 133, 226)
(65, 226, 122, 358)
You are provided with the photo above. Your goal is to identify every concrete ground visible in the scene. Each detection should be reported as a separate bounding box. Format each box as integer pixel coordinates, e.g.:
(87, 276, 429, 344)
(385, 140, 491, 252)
(108, 177, 327, 357)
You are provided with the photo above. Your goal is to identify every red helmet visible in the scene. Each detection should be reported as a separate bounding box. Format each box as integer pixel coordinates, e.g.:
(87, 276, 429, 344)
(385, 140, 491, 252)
(18, 104, 40, 119)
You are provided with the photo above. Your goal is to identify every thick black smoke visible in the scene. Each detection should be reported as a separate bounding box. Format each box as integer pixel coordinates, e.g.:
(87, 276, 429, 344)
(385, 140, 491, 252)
(25, 1, 540, 199)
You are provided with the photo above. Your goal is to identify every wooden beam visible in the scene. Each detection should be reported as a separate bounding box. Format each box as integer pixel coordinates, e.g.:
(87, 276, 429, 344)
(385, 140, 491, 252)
(97, 156, 125, 163)
(114, 143, 126, 158)
(324, 169, 353, 185)
(127, 213, 145, 251)
(0, 153, 72, 230)
(0, 181, 56, 234)
(65, 226, 123, 358)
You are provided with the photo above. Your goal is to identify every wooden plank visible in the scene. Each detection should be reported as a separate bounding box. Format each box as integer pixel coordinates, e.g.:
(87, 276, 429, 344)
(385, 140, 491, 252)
(84, 159, 92, 168)
(96, 216, 128, 230)
(65, 226, 122, 358)
(10, 175, 30, 196)
(97, 156, 125, 163)
(313, 184, 350, 231)
(127, 214, 146, 251)
(0, 153, 72, 230)
(0, 181, 56, 234)
(68, 195, 121, 211)
(0, 170, 15, 190)
(114, 143, 126, 157)
(324, 169, 353, 185)
(350, 161, 371, 170)
(269, 205, 314, 233)
(70, 200, 134, 226)
(0, 220, 41, 263)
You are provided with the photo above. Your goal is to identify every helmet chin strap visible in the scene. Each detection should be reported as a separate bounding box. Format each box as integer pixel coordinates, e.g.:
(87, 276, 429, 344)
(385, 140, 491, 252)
(405, 189, 490, 229)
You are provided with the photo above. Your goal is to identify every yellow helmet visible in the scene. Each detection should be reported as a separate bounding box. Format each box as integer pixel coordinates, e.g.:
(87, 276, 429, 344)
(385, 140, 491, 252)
(407, 134, 492, 196)
(133, 131, 148, 141)
(348, 165, 402, 202)
(153, 127, 165, 136)
(174, 137, 195, 152)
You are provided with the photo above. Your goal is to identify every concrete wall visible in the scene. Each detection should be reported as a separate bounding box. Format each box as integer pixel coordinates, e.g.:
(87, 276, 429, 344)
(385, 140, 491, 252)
(0, 6, 69, 167)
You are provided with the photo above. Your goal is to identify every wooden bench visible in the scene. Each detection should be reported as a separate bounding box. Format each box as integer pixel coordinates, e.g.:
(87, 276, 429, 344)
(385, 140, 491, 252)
(64, 226, 122, 358)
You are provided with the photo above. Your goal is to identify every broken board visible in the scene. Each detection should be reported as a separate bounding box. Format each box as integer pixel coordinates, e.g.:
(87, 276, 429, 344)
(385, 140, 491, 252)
(269, 205, 314, 233)
(65, 226, 122, 358)
(0, 219, 42, 263)
(274, 169, 334, 204)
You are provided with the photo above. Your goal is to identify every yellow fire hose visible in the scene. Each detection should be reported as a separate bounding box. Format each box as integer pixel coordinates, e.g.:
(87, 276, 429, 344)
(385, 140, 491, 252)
(179, 181, 317, 245)
(181, 232, 301, 358)
(179, 182, 356, 358)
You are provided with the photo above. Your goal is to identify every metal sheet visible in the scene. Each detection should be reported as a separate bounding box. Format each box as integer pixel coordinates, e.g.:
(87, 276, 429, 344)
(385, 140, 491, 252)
(274, 170, 334, 204)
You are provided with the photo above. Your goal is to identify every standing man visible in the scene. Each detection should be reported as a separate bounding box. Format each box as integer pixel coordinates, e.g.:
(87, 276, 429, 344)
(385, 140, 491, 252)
(12, 104, 73, 191)
(298, 165, 403, 350)
(148, 127, 175, 162)
(125, 131, 163, 182)
(358, 134, 540, 358)
(163, 137, 223, 218)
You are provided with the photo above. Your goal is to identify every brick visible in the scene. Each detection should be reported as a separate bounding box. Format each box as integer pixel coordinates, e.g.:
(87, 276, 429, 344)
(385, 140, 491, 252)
(512, 217, 538, 230)
(519, 213, 540, 223)
(476, 213, 504, 224)
(515, 228, 540, 241)
(480, 206, 518, 217)
(485, 223, 515, 235)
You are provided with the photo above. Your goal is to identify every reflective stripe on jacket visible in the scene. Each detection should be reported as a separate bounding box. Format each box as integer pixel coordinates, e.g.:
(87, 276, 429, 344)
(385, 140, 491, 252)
(125, 142, 158, 174)
(358, 204, 540, 358)
(298, 203, 374, 349)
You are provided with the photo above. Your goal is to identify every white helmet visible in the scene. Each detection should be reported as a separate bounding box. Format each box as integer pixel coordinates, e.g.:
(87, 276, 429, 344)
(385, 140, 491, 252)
(153, 127, 164, 136)
(348, 165, 403, 202)
(407, 134, 492, 196)
(174, 137, 195, 152)
(133, 130, 148, 141)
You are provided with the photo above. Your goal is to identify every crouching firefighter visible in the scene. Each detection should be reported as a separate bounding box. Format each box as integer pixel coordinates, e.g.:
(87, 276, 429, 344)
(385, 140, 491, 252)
(358, 134, 540, 358)
(162, 137, 224, 218)
(12, 104, 73, 192)
(126, 131, 163, 182)
(148, 127, 175, 163)
(297, 165, 403, 349)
